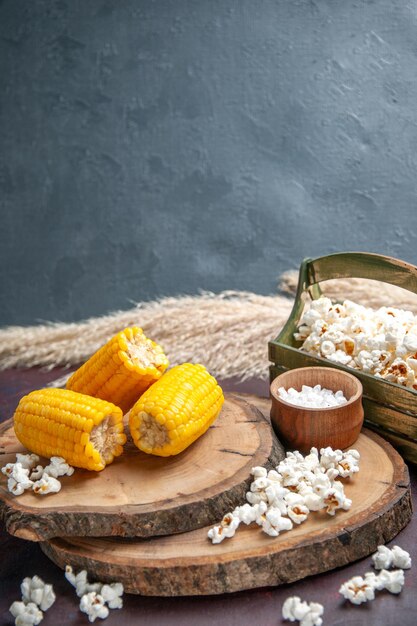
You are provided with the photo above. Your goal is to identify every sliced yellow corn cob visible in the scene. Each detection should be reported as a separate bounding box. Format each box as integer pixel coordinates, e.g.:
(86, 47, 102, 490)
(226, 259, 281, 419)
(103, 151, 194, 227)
(129, 363, 224, 456)
(66, 327, 169, 413)
(13, 388, 126, 471)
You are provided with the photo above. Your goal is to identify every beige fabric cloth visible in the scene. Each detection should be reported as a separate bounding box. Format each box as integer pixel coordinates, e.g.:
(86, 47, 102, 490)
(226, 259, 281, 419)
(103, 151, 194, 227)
(1, 272, 417, 379)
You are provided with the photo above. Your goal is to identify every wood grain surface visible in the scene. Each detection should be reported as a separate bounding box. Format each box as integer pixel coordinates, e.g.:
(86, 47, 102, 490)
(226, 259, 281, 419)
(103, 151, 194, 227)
(0, 394, 284, 541)
(40, 396, 412, 596)
(1, 371, 417, 625)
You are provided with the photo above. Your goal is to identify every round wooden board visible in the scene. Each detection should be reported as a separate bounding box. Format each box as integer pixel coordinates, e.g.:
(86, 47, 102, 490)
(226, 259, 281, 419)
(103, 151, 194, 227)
(40, 396, 412, 596)
(0, 394, 284, 541)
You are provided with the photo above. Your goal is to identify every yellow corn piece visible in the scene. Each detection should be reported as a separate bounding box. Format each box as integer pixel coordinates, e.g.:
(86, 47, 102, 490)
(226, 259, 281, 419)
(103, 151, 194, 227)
(66, 327, 169, 413)
(13, 388, 126, 471)
(129, 363, 224, 456)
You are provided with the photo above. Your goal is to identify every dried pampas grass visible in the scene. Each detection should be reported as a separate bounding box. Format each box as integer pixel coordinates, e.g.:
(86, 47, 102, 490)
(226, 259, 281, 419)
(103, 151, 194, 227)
(1, 272, 417, 380)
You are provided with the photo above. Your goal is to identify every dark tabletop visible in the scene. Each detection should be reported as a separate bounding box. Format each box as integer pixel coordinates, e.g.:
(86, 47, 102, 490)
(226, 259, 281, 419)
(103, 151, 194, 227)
(0, 368, 416, 626)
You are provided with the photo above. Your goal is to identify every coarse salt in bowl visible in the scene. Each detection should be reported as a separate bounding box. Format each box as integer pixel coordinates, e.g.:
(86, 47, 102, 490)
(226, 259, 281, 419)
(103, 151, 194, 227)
(270, 367, 363, 452)
(277, 384, 347, 408)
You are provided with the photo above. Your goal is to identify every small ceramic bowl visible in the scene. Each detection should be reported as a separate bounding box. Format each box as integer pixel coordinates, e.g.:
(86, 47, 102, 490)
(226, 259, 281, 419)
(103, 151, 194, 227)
(270, 366, 364, 452)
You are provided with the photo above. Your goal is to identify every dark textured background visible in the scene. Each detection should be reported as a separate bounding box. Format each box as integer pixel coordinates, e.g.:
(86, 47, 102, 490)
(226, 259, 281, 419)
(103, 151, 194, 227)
(1, 0, 417, 326)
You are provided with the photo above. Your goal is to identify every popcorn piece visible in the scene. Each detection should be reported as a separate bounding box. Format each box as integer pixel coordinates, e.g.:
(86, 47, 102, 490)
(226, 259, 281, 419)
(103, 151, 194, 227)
(265, 483, 289, 513)
(233, 502, 267, 525)
(364, 571, 381, 590)
(376, 568, 405, 594)
(65, 566, 103, 597)
(207, 512, 240, 544)
(251, 476, 270, 492)
(282, 596, 324, 626)
(322, 486, 351, 516)
(301, 448, 320, 471)
(7, 463, 34, 496)
(1, 462, 15, 476)
(339, 575, 376, 604)
(233, 503, 257, 525)
(251, 466, 267, 479)
(277, 464, 303, 491)
(310, 472, 333, 497)
(336, 453, 360, 478)
(42, 456, 75, 478)
(300, 308, 322, 327)
(320, 340, 336, 356)
(319, 447, 343, 471)
(9, 601, 43, 626)
(391, 545, 412, 569)
(8, 478, 26, 496)
(297, 488, 323, 512)
(372, 545, 394, 570)
(246, 475, 271, 505)
(21, 575, 56, 611)
(79, 592, 109, 622)
(100, 583, 124, 609)
(32, 474, 61, 495)
(256, 506, 293, 537)
(15, 454, 40, 470)
(287, 502, 309, 525)
(266, 469, 284, 484)
(29, 466, 45, 481)
(327, 350, 353, 366)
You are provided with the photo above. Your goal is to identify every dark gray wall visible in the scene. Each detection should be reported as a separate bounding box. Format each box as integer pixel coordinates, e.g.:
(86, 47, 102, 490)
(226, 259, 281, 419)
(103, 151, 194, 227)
(1, 0, 417, 326)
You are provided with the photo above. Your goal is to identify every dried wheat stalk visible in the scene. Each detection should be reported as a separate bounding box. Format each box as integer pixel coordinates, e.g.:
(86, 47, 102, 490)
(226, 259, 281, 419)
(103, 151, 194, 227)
(1, 272, 417, 380)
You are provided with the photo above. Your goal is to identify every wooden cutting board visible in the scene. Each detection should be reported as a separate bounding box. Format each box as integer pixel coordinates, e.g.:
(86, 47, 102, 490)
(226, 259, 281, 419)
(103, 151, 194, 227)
(0, 394, 284, 541)
(41, 396, 412, 596)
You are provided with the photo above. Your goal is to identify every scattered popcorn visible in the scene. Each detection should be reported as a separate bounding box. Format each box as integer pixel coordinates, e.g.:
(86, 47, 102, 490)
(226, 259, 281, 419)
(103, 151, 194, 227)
(42, 456, 75, 478)
(79, 592, 109, 623)
(15, 454, 40, 470)
(277, 385, 347, 408)
(296, 296, 417, 389)
(30, 466, 45, 481)
(32, 474, 62, 496)
(100, 583, 124, 610)
(287, 501, 309, 525)
(256, 506, 293, 537)
(7, 463, 34, 496)
(65, 566, 103, 597)
(9, 601, 43, 626)
(391, 545, 412, 569)
(65, 566, 124, 619)
(2, 454, 74, 497)
(208, 446, 359, 543)
(207, 512, 240, 544)
(372, 544, 411, 570)
(372, 544, 394, 570)
(376, 568, 405, 594)
(251, 466, 268, 479)
(319, 447, 360, 479)
(319, 447, 343, 470)
(21, 576, 56, 611)
(233, 502, 267, 525)
(282, 596, 324, 626)
(336, 452, 360, 479)
(297, 487, 323, 512)
(1, 462, 16, 477)
(339, 575, 376, 604)
(322, 485, 352, 516)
